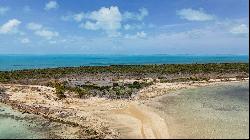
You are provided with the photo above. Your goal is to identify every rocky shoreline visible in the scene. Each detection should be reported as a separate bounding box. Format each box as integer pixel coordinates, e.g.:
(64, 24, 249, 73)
(0, 85, 119, 139)
(0, 77, 248, 138)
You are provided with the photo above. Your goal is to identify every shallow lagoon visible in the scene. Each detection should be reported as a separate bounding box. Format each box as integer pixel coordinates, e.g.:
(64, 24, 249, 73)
(0, 104, 44, 139)
(0, 103, 67, 139)
(153, 82, 249, 139)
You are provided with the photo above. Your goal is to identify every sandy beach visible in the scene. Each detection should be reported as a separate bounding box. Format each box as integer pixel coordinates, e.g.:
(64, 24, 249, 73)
(0, 77, 248, 138)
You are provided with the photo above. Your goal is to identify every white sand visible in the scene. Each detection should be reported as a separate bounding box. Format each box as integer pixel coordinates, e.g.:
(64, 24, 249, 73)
(0, 77, 248, 138)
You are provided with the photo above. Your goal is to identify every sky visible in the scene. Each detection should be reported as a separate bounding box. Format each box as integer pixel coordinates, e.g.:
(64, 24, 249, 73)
(0, 0, 249, 55)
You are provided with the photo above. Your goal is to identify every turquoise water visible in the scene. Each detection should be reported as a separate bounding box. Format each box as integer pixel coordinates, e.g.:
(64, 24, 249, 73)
(155, 82, 249, 139)
(0, 54, 248, 71)
(0, 103, 82, 139)
(0, 103, 44, 139)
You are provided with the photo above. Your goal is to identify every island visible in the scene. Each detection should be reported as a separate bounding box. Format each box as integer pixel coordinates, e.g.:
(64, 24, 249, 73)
(0, 63, 249, 139)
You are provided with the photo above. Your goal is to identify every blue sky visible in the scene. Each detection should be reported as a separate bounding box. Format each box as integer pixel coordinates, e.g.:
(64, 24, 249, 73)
(0, 0, 249, 54)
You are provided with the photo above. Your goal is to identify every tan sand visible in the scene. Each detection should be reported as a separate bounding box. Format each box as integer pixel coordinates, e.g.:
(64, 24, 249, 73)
(109, 102, 169, 139)
(136, 78, 249, 99)
(0, 77, 248, 138)
(0, 83, 169, 138)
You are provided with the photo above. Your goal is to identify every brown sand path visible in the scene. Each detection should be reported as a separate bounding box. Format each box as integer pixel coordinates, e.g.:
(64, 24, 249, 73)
(110, 103, 169, 139)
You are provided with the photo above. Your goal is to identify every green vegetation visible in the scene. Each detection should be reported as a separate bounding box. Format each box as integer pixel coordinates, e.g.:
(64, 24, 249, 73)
(0, 63, 248, 83)
(0, 63, 248, 99)
(45, 80, 153, 99)
(73, 87, 88, 98)
(53, 82, 66, 99)
(127, 81, 142, 89)
(126, 81, 153, 89)
(47, 81, 90, 99)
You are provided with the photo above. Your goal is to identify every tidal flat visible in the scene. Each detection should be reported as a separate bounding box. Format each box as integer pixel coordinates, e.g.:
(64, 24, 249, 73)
(0, 103, 46, 139)
(146, 81, 249, 139)
(0, 102, 90, 139)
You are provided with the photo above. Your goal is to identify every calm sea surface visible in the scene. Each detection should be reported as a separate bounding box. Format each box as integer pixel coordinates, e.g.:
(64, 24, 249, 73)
(0, 54, 248, 71)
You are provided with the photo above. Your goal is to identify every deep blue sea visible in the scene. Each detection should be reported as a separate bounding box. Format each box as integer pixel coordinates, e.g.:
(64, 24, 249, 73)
(0, 54, 248, 71)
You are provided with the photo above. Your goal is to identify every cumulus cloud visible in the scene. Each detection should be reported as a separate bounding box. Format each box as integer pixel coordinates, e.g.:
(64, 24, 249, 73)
(0, 6, 9, 15)
(44, 1, 59, 11)
(73, 12, 85, 22)
(229, 24, 249, 35)
(124, 31, 147, 39)
(20, 38, 30, 44)
(123, 8, 148, 21)
(177, 8, 214, 21)
(27, 22, 59, 39)
(123, 24, 143, 30)
(80, 21, 99, 30)
(35, 30, 59, 39)
(0, 19, 21, 34)
(62, 6, 149, 36)
(124, 24, 131, 30)
(27, 22, 43, 30)
(80, 6, 122, 36)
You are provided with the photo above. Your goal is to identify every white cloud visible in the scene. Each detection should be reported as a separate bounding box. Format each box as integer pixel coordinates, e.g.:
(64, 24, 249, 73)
(0, 19, 21, 34)
(177, 8, 214, 21)
(211, 19, 249, 37)
(20, 38, 30, 44)
(123, 8, 148, 21)
(44, 1, 59, 11)
(124, 24, 131, 30)
(27, 22, 43, 30)
(27, 22, 59, 39)
(125, 31, 147, 39)
(80, 6, 122, 36)
(62, 6, 149, 36)
(0, 6, 9, 15)
(80, 21, 99, 30)
(136, 31, 147, 38)
(35, 30, 59, 40)
(229, 24, 249, 35)
(123, 24, 143, 30)
(73, 12, 85, 22)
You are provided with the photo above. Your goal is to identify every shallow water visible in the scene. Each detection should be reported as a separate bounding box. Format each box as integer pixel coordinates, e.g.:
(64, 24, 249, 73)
(0, 104, 42, 139)
(0, 102, 94, 139)
(154, 82, 249, 139)
(0, 103, 65, 139)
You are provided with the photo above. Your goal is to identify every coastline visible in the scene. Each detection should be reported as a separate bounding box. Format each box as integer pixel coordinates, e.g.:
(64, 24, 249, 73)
(0, 77, 248, 138)
(143, 81, 249, 139)
(136, 77, 249, 99)
(0, 0, 248, 138)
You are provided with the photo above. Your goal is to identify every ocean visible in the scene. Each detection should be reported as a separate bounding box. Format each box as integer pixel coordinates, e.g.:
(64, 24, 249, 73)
(0, 54, 248, 71)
